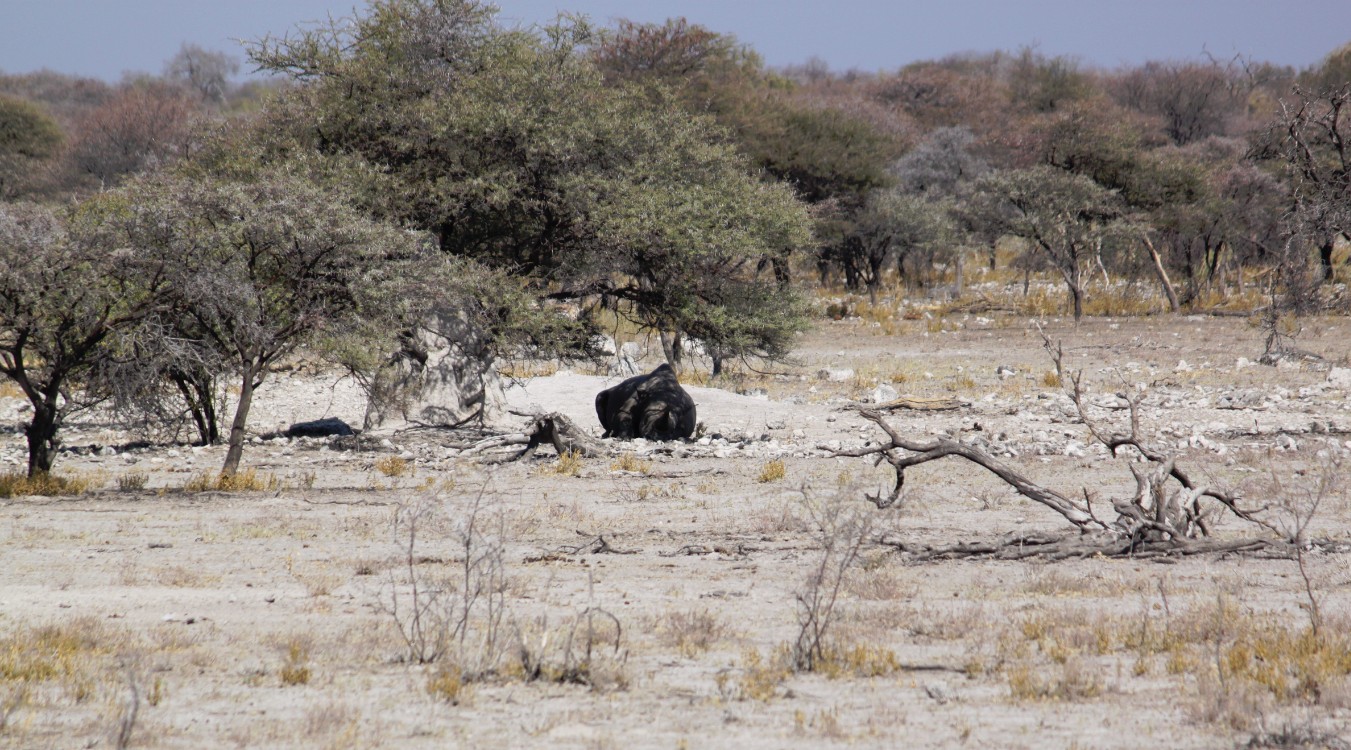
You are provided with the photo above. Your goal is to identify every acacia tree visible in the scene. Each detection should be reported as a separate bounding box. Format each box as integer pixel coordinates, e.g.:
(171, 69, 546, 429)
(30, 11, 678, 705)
(99, 169, 429, 476)
(247, 0, 815, 372)
(0, 202, 166, 476)
(975, 166, 1128, 320)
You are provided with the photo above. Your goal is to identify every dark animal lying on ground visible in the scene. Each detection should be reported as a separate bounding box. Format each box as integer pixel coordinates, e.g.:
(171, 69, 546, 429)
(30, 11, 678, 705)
(595, 364, 697, 440)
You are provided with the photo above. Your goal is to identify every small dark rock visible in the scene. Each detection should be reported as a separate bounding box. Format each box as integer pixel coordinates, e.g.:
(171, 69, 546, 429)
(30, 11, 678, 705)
(285, 417, 354, 438)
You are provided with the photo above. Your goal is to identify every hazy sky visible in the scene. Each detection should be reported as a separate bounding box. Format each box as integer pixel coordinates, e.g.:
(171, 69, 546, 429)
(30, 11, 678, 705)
(2, 0, 1349, 81)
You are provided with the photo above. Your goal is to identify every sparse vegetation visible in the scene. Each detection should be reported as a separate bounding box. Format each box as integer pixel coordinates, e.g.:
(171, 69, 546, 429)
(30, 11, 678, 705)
(1, 1, 1350, 746)
(610, 453, 652, 475)
(757, 459, 786, 483)
(0, 471, 95, 497)
(373, 455, 410, 478)
(182, 469, 279, 492)
(116, 471, 148, 492)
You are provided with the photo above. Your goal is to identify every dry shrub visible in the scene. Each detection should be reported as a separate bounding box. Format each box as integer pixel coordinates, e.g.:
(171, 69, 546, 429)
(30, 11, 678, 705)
(374, 456, 410, 478)
(183, 469, 279, 492)
(116, 471, 149, 492)
(610, 453, 652, 474)
(757, 459, 786, 483)
(0, 471, 95, 498)
(716, 648, 790, 702)
(792, 493, 872, 672)
(0, 615, 127, 730)
(511, 607, 628, 691)
(1005, 650, 1104, 701)
(280, 638, 312, 686)
(539, 450, 584, 477)
(655, 610, 731, 658)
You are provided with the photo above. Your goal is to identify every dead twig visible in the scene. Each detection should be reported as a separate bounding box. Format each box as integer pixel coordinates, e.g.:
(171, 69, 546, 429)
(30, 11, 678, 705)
(556, 534, 638, 555)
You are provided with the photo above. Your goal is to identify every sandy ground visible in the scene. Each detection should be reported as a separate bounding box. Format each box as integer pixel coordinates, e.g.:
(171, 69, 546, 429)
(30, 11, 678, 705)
(3, 313, 1351, 749)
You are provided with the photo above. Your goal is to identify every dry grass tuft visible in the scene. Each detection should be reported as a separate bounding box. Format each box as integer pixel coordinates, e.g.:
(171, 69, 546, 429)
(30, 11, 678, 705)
(183, 469, 279, 492)
(757, 459, 786, 483)
(374, 455, 410, 478)
(280, 638, 312, 686)
(655, 610, 732, 658)
(116, 471, 149, 492)
(538, 450, 584, 477)
(0, 471, 96, 498)
(717, 648, 790, 702)
(610, 453, 652, 475)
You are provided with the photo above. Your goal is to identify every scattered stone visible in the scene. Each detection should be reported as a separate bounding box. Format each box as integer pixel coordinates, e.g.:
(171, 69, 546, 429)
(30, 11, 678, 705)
(1328, 367, 1351, 388)
(817, 368, 854, 382)
(870, 384, 898, 403)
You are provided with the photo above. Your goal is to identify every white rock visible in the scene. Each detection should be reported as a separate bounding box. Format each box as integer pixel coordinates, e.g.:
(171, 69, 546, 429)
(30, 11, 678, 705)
(1328, 367, 1351, 388)
(825, 368, 854, 383)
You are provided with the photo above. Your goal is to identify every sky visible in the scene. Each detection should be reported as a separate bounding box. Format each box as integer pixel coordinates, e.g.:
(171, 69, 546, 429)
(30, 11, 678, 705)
(2, 0, 1349, 82)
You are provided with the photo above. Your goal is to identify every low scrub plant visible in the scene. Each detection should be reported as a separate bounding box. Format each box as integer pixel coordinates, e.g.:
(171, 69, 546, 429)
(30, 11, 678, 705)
(610, 453, 652, 475)
(757, 459, 786, 483)
(116, 471, 149, 492)
(0, 471, 96, 498)
(374, 455, 410, 478)
(183, 469, 279, 492)
(539, 450, 584, 477)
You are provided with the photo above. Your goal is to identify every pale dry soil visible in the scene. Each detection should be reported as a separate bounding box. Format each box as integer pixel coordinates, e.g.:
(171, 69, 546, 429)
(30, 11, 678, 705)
(3, 314, 1351, 749)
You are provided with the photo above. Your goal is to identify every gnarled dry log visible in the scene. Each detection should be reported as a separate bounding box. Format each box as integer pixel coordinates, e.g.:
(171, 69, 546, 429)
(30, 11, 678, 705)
(842, 410, 1110, 532)
(486, 412, 606, 463)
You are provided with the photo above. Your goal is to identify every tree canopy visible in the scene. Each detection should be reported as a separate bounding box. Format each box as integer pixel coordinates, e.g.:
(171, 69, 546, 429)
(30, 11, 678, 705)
(247, 0, 815, 368)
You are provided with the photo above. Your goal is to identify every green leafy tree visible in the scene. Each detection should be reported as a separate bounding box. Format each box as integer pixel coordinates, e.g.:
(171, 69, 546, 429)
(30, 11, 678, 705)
(590, 17, 900, 288)
(247, 0, 814, 371)
(975, 166, 1129, 320)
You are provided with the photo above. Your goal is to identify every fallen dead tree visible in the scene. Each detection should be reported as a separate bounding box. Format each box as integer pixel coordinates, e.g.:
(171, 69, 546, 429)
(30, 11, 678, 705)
(834, 330, 1334, 561)
(468, 411, 607, 462)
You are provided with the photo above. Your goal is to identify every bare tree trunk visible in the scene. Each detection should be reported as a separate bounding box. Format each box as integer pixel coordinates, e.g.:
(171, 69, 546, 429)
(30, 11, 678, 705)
(658, 330, 682, 375)
(1068, 264, 1085, 321)
(24, 403, 59, 477)
(1143, 235, 1181, 313)
(1319, 238, 1335, 283)
(953, 253, 964, 300)
(221, 366, 258, 477)
(171, 371, 220, 445)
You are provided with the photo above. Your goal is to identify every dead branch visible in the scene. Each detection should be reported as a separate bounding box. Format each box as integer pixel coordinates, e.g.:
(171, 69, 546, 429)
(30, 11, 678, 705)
(842, 410, 1109, 531)
(658, 543, 752, 558)
(1061, 366, 1276, 536)
(556, 534, 638, 555)
(884, 532, 1351, 562)
(481, 412, 607, 463)
(857, 397, 967, 412)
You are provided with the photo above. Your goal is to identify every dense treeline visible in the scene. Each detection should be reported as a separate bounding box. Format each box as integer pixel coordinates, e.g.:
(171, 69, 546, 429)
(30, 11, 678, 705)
(0, 0, 1348, 477)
